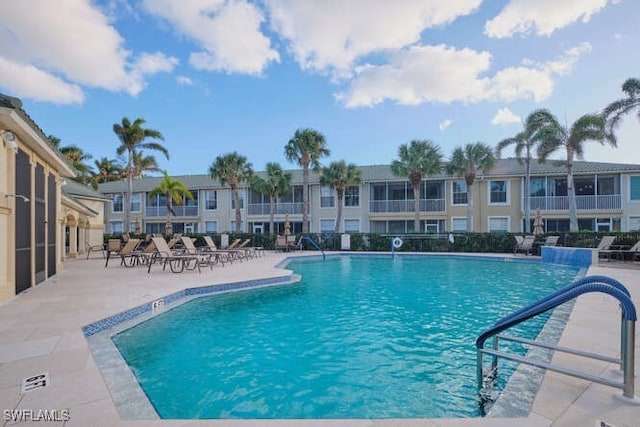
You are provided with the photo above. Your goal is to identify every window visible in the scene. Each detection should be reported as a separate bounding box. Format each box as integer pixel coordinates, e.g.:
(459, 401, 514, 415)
(424, 219, 440, 233)
(370, 221, 387, 233)
(529, 178, 546, 197)
(130, 194, 141, 212)
(451, 217, 467, 231)
(205, 190, 217, 210)
(112, 194, 123, 213)
(597, 176, 617, 195)
(424, 181, 444, 199)
(630, 176, 640, 201)
(231, 192, 244, 209)
(452, 181, 467, 205)
(344, 186, 359, 207)
(110, 220, 123, 234)
(204, 221, 218, 233)
(489, 180, 507, 204)
(574, 176, 595, 196)
(320, 186, 335, 208)
(320, 219, 335, 232)
(344, 219, 360, 233)
(629, 216, 640, 231)
(488, 217, 509, 232)
(231, 220, 243, 232)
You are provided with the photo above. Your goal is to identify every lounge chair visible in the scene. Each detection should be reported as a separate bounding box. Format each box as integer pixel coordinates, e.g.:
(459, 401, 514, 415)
(147, 237, 203, 273)
(179, 235, 217, 268)
(596, 235, 616, 250)
(86, 240, 105, 259)
(275, 235, 288, 252)
(105, 238, 141, 267)
(600, 240, 640, 262)
(287, 235, 303, 251)
(514, 235, 535, 255)
(201, 236, 234, 265)
(541, 235, 559, 247)
(227, 239, 253, 260)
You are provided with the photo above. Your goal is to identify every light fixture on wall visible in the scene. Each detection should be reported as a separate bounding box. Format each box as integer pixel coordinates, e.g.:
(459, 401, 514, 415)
(1, 130, 18, 151)
(5, 194, 30, 202)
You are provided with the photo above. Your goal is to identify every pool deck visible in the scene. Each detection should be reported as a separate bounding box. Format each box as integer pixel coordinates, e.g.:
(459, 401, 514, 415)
(0, 251, 638, 427)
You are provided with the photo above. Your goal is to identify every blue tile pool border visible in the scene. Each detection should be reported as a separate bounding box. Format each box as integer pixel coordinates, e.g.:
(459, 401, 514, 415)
(82, 274, 298, 337)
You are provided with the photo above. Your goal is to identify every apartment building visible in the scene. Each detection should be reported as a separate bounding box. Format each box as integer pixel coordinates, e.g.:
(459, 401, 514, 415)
(98, 158, 640, 235)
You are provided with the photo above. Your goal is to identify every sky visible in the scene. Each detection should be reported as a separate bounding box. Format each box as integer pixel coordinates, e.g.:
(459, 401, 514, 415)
(0, 0, 638, 176)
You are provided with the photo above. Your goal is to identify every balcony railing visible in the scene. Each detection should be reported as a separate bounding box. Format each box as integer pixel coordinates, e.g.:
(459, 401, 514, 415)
(248, 202, 304, 215)
(527, 194, 621, 211)
(145, 205, 199, 217)
(369, 199, 445, 213)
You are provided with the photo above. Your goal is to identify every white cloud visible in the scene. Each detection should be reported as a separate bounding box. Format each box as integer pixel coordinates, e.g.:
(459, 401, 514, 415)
(142, 0, 279, 75)
(485, 0, 613, 38)
(492, 108, 521, 125)
(266, 0, 481, 78)
(0, 0, 176, 103)
(337, 43, 590, 107)
(0, 57, 84, 104)
(439, 119, 453, 130)
(176, 76, 193, 86)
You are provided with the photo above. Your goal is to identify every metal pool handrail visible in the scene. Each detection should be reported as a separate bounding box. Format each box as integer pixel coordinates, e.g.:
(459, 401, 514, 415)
(300, 235, 325, 260)
(476, 276, 637, 403)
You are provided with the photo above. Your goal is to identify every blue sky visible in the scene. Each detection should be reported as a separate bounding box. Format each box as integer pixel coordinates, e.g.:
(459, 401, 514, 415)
(1, 0, 638, 176)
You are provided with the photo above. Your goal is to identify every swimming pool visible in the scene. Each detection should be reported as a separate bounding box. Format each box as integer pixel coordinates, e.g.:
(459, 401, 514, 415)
(112, 255, 581, 419)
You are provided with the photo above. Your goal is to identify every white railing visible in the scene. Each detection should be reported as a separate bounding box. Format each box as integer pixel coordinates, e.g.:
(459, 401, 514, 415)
(527, 194, 621, 211)
(248, 202, 303, 215)
(145, 205, 199, 217)
(369, 199, 445, 213)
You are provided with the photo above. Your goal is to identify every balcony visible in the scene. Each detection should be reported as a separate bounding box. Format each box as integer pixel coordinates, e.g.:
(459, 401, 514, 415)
(248, 202, 304, 216)
(145, 205, 199, 217)
(369, 199, 445, 213)
(527, 194, 621, 211)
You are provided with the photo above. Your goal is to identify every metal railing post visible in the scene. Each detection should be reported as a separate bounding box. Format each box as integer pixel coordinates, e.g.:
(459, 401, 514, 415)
(622, 320, 636, 399)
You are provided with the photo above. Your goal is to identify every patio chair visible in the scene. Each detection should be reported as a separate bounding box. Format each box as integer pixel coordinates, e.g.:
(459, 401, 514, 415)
(86, 240, 105, 259)
(287, 235, 303, 251)
(600, 240, 640, 262)
(514, 235, 535, 255)
(147, 237, 202, 274)
(227, 239, 253, 260)
(179, 235, 217, 268)
(275, 235, 288, 252)
(201, 235, 234, 265)
(105, 238, 141, 268)
(542, 235, 559, 247)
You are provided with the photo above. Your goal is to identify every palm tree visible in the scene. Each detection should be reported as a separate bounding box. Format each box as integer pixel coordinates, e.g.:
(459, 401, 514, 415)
(390, 140, 443, 232)
(319, 161, 362, 233)
(284, 128, 330, 233)
(535, 112, 611, 232)
(90, 157, 123, 189)
(148, 171, 193, 236)
(209, 152, 253, 232)
(604, 77, 640, 144)
(495, 110, 555, 232)
(113, 117, 167, 233)
(131, 151, 162, 178)
(446, 142, 496, 232)
(59, 144, 94, 181)
(251, 162, 292, 234)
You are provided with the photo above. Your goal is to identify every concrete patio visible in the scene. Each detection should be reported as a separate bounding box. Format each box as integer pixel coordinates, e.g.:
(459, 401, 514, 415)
(0, 252, 638, 426)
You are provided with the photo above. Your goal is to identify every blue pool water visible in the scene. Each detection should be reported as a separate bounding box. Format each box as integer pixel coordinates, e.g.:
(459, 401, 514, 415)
(113, 255, 580, 419)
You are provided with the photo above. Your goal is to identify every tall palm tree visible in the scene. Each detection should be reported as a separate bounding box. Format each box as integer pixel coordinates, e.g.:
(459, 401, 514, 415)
(251, 162, 292, 234)
(446, 142, 496, 232)
(148, 171, 193, 236)
(131, 151, 162, 178)
(604, 77, 640, 144)
(495, 109, 554, 232)
(209, 152, 253, 232)
(391, 140, 443, 232)
(535, 112, 611, 232)
(284, 128, 330, 233)
(113, 117, 167, 233)
(319, 161, 362, 233)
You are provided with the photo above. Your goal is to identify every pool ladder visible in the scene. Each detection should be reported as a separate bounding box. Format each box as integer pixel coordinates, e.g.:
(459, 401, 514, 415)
(476, 275, 638, 410)
(300, 235, 325, 260)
